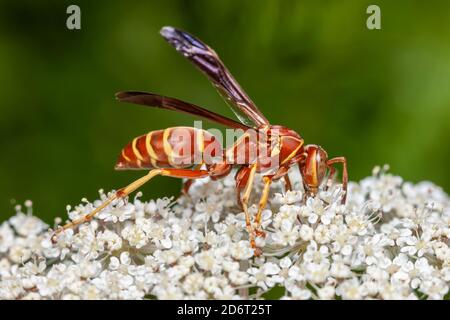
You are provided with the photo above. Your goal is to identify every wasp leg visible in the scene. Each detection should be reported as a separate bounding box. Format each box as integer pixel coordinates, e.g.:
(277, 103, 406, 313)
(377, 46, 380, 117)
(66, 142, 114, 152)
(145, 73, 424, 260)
(326, 157, 348, 204)
(254, 176, 272, 238)
(182, 179, 194, 195)
(235, 166, 251, 209)
(52, 168, 210, 242)
(325, 166, 336, 191)
(236, 190, 243, 209)
(284, 174, 292, 192)
(240, 164, 260, 255)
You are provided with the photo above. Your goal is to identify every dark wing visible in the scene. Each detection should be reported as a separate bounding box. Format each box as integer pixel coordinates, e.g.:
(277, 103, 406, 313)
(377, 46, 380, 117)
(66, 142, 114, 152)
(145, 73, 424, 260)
(116, 91, 251, 130)
(160, 26, 269, 128)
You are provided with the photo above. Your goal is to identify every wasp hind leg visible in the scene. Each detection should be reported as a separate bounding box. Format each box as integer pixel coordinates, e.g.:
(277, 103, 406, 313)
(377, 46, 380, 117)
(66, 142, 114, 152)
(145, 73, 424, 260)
(254, 176, 272, 238)
(52, 168, 210, 242)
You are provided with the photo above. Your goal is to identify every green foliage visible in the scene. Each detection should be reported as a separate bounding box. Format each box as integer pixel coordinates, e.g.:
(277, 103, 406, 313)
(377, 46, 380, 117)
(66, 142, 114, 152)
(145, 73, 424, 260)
(261, 285, 285, 300)
(443, 290, 450, 300)
(0, 0, 449, 223)
(414, 289, 429, 300)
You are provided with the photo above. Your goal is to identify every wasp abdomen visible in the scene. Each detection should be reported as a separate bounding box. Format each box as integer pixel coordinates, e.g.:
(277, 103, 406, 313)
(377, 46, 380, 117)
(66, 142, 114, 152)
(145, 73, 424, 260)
(115, 127, 221, 170)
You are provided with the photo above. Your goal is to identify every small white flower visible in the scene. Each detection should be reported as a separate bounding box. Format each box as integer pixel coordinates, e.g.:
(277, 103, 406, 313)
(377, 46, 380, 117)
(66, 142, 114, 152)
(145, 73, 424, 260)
(194, 195, 223, 224)
(109, 252, 131, 271)
(9, 211, 47, 237)
(8, 245, 32, 264)
(288, 286, 312, 300)
(271, 219, 300, 246)
(301, 197, 326, 224)
(230, 240, 254, 260)
(304, 262, 330, 284)
(195, 250, 218, 272)
(314, 225, 331, 244)
(145, 197, 173, 218)
(248, 262, 283, 290)
(0, 223, 14, 253)
(121, 224, 148, 249)
(98, 203, 134, 223)
(229, 270, 249, 285)
(275, 190, 302, 205)
(299, 225, 314, 241)
(398, 230, 434, 257)
(288, 265, 305, 282)
(303, 241, 329, 264)
(0, 166, 448, 300)
(182, 273, 204, 294)
(317, 285, 336, 300)
(336, 278, 363, 300)
(358, 234, 393, 266)
(330, 260, 352, 279)
(97, 229, 123, 252)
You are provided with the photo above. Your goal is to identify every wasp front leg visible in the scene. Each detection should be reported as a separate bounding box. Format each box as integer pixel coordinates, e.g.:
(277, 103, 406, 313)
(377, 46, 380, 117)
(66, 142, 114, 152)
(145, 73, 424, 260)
(284, 175, 292, 192)
(325, 166, 336, 191)
(327, 157, 348, 204)
(235, 165, 251, 209)
(253, 166, 290, 237)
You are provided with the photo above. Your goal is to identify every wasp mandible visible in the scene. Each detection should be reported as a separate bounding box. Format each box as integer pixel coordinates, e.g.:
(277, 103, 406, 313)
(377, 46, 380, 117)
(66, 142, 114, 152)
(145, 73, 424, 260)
(53, 26, 348, 255)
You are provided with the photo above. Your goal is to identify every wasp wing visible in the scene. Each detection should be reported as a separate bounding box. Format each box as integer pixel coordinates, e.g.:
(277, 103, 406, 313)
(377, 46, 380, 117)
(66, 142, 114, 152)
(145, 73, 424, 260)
(160, 26, 269, 128)
(116, 91, 250, 130)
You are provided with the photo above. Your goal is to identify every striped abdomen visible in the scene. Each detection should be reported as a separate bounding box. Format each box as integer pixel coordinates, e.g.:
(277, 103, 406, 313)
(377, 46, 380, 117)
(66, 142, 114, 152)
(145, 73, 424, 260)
(115, 127, 221, 170)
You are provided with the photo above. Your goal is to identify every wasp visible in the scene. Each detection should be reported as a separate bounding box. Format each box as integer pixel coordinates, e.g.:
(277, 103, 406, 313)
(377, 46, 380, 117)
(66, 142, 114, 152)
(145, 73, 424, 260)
(53, 26, 348, 255)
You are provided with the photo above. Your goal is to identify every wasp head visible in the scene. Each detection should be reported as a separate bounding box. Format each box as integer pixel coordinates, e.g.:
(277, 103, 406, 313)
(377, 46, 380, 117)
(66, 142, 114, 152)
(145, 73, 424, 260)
(300, 144, 328, 196)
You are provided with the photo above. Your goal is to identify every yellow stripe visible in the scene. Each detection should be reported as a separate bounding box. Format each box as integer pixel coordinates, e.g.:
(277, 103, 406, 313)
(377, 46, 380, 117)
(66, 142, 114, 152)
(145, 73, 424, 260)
(145, 132, 158, 159)
(281, 139, 304, 165)
(132, 137, 145, 161)
(163, 128, 174, 165)
(310, 149, 318, 185)
(196, 129, 204, 153)
(121, 150, 131, 162)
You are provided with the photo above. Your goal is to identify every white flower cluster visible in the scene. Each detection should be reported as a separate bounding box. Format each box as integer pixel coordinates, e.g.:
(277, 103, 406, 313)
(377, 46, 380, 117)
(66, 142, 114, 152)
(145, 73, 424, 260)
(0, 166, 449, 300)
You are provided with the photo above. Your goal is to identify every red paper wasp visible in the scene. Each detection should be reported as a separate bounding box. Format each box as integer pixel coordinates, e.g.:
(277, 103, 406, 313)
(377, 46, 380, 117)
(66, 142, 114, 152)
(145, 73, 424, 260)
(53, 26, 348, 255)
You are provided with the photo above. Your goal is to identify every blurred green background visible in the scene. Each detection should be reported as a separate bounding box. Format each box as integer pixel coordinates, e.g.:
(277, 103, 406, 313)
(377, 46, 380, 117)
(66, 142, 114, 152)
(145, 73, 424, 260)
(0, 0, 449, 223)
